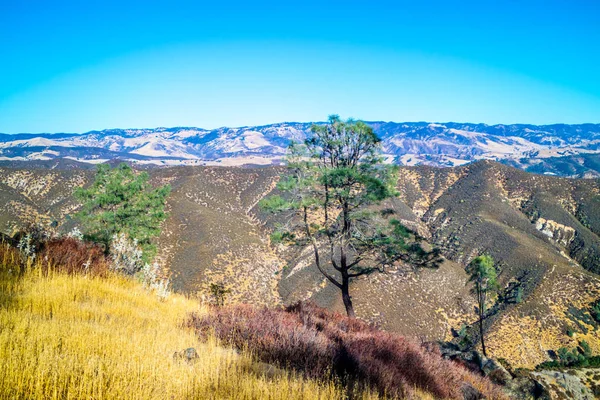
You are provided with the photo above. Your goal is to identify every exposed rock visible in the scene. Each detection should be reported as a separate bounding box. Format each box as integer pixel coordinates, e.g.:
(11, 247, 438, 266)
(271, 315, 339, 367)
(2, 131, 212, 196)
(461, 383, 485, 400)
(532, 370, 597, 400)
(480, 357, 513, 385)
(173, 347, 199, 364)
(534, 217, 575, 246)
(504, 375, 551, 400)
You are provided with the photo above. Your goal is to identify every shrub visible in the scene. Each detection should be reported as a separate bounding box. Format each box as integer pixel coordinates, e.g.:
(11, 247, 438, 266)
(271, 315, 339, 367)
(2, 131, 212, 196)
(140, 262, 170, 300)
(591, 300, 600, 323)
(580, 340, 592, 358)
(39, 237, 109, 277)
(13, 223, 49, 262)
(209, 283, 230, 306)
(187, 302, 505, 399)
(110, 233, 144, 275)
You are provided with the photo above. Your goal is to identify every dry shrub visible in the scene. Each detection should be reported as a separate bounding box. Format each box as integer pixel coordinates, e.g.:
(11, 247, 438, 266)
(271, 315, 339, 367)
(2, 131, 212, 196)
(39, 237, 109, 277)
(187, 302, 506, 399)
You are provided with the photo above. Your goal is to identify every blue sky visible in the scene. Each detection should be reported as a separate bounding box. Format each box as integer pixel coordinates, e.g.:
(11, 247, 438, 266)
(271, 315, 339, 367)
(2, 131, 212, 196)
(0, 0, 599, 133)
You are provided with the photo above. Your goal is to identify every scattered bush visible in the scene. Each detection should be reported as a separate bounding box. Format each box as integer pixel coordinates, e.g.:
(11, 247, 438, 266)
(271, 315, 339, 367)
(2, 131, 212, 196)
(110, 233, 171, 298)
(13, 223, 49, 261)
(187, 302, 505, 399)
(537, 343, 600, 370)
(209, 283, 230, 306)
(270, 230, 295, 244)
(579, 340, 592, 358)
(3, 227, 169, 298)
(558, 347, 584, 365)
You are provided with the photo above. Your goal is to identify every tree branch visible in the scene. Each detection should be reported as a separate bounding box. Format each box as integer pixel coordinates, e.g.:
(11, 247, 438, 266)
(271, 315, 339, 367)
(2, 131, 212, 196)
(303, 206, 341, 288)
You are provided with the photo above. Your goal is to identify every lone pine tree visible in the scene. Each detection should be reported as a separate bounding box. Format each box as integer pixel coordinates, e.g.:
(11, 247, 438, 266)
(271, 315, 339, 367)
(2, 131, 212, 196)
(466, 254, 499, 357)
(261, 115, 441, 317)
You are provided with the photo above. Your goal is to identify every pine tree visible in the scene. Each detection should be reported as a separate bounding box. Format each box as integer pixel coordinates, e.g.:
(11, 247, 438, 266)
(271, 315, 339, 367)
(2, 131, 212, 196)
(261, 115, 441, 317)
(466, 254, 499, 357)
(75, 163, 170, 262)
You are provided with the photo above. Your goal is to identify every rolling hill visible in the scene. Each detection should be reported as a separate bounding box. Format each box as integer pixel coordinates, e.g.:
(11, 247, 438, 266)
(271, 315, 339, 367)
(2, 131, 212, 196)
(1, 160, 599, 370)
(2, 122, 600, 177)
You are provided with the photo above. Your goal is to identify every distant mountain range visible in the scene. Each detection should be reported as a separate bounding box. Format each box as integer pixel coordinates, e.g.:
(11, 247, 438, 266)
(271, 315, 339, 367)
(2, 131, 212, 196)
(1, 122, 600, 177)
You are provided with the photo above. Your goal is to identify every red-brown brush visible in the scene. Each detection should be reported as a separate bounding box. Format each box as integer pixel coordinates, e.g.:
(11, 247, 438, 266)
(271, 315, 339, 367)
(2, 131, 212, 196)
(39, 237, 109, 277)
(187, 301, 506, 399)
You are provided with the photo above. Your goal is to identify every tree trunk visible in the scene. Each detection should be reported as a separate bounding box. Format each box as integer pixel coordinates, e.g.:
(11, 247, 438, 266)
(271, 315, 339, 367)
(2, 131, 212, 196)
(342, 285, 355, 318)
(478, 290, 488, 357)
(479, 317, 487, 357)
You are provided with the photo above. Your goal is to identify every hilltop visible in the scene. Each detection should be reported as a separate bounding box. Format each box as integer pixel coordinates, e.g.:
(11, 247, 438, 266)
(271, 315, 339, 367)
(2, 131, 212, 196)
(1, 122, 600, 177)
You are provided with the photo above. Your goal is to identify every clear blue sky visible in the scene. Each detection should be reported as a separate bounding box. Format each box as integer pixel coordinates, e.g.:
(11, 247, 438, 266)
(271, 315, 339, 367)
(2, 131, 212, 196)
(0, 0, 599, 133)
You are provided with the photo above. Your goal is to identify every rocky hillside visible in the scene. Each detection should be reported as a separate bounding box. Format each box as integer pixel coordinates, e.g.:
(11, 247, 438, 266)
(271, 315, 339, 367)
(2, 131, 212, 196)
(1, 122, 600, 177)
(1, 161, 599, 369)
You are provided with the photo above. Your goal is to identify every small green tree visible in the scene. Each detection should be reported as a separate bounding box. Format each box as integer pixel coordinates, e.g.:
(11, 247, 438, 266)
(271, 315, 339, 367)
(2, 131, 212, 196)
(261, 115, 441, 317)
(466, 254, 499, 357)
(75, 163, 170, 262)
(209, 283, 231, 307)
(579, 340, 592, 358)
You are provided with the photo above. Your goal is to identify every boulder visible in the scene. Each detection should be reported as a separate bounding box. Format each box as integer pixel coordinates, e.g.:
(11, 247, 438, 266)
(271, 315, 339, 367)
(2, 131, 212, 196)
(480, 357, 513, 385)
(173, 347, 199, 364)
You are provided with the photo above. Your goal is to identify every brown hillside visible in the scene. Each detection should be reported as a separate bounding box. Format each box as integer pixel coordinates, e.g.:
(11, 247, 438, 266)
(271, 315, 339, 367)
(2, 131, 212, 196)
(1, 161, 599, 368)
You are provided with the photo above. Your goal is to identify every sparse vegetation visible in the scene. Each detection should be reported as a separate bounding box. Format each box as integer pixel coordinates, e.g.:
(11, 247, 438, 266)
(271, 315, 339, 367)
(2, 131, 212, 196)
(2, 159, 600, 372)
(537, 343, 600, 370)
(209, 282, 231, 306)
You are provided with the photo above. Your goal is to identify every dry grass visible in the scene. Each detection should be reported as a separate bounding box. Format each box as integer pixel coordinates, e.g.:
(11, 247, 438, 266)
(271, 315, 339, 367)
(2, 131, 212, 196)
(0, 243, 381, 400)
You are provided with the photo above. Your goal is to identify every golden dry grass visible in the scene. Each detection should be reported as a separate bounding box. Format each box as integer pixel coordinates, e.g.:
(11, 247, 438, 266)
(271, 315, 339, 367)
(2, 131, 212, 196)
(0, 248, 385, 400)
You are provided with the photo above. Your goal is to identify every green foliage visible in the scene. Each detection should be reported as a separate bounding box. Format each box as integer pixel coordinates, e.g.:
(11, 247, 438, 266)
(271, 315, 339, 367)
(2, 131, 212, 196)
(514, 286, 524, 303)
(557, 346, 587, 366)
(537, 355, 600, 370)
(260, 115, 440, 317)
(74, 163, 170, 262)
(590, 300, 600, 323)
(209, 283, 230, 307)
(580, 340, 592, 358)
(270, 230, 296, 244)
(456, 324, 472, 348)
(466, 254, 499, 357)
(467, 255, 499, 301)
(259, 195, 296, 213)
(537, 342, 598, 370)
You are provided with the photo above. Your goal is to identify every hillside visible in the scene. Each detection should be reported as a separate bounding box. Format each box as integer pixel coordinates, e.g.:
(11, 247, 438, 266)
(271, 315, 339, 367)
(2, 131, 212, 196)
(1, 122, 600, 177)
(0, 244, 382, 400)
(1, 161, 600, 370)
(1, 241, 511, 400)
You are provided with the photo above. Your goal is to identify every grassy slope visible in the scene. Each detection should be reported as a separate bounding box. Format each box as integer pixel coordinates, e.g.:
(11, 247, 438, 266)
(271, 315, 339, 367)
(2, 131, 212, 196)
(0, 253, 381, 399)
